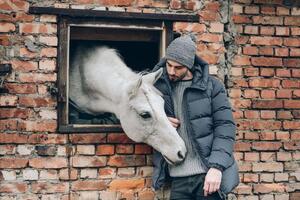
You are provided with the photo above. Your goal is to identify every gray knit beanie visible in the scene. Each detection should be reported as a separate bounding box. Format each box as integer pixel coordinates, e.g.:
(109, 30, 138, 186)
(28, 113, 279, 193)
(165, 34, 197, 70)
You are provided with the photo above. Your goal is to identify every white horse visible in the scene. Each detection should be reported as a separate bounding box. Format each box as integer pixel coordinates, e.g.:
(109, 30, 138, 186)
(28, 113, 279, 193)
(69, 46, 186, 165)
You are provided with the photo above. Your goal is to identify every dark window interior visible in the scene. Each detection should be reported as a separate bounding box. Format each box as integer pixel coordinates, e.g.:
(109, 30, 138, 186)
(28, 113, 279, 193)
(68, 27, 160, 125)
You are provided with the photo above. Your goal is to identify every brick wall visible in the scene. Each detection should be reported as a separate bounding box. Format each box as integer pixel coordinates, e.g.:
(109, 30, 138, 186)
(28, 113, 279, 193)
(0, 0, 299, 199)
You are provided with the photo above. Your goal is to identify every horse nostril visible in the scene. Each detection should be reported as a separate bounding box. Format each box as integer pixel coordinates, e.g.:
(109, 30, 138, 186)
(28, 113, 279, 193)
(177, 151, 184, 160)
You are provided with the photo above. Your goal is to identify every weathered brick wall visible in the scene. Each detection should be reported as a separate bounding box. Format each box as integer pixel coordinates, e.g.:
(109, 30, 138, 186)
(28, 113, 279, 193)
(230, 0, 300, 199)
(0, 0, 299, 199)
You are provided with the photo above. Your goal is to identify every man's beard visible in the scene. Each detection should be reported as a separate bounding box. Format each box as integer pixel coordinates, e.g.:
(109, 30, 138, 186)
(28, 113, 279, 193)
(168, 69, 189, 82)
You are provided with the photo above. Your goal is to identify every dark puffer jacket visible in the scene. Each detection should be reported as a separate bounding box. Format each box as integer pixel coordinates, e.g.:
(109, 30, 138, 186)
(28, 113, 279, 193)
(152, 56, 239, 195)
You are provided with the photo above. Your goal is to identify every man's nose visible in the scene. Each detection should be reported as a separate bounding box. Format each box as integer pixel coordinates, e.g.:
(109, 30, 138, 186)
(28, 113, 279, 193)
(169, 67, 175, 75)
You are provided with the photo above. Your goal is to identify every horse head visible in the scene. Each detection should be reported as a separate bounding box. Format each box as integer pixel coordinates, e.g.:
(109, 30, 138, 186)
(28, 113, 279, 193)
(118, 69, 187, 165)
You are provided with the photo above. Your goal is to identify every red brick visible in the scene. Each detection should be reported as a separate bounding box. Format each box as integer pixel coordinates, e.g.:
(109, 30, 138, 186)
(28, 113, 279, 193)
(71, 156, 106, 167)
(283, 141, 300, 151)
(0, 22, 15, 32)
(231, 99, 251, 109)
(28, 134, 67, 144)
(71, 180, 107, 191)
(261, 90, 275, 99)
(259, 47, 274, 56)
(139, 190, 155, 200)
(276, 131, 290, 140)
(0, 34, 10, 46)
(0, 183, 28, 193)
(71, 133, 106, 144)
(29, 157, 67, 168)
(277, 152, 292, 161)
(233, 55, 251, 66)
(244, 6, 259, 14)
(260, 68, 274, 77)
(244, 68, 259, 77)
(252, 142, 282, 151)
(229, 88, 242, 98)
(284, 16, 300, 26)
(261, 111, 276, 119)
(234, 141, 251, 151)
(277, 111, 293, 119)
(116, 144, 134, 154)
(292, 69, 300, 78)
(244, 152, 259, 161)
(19, 96, 56, 107)
(109, 179, 144, 190)
(236, 36, 251, 46)
(244, 25, 259, 34)
(19, 23, 57, 34)
(282, 80, 300, 88)
(170, 0, 181, 9)
(284, 100, 300, 109)
(253, 16, 283, 25)
(250, 120, 282, 130)
(276, 69, 291, 77)
(5, 83, 37, 94)
(232, 15, 252, 24)
(135, 144, 152, 154)
(260, 131, 275, 140)
(290, 48, 300, 57)
(284, 38, 300, 47)
(275, 48, 289, 57)
(249, 79, 280, 88)
(96, 144, 114, 155)
(252, 100, 283, 109)
(18, 120, 57, 132)
(235, 184, 252, 194)
(204, 2, 220, 11)
(0, 157, 28, 169)
(231, 67, 243, 76)
(0, 133, 27, 143)
(252, 162, 283, 172)
(250, 36, 282, 46)
(291, 27, 300, 35)
(0, 119, 18, 130)
(260, 152, 276, 161)
(108, 155, 146, 167)
(198, 33, 222, 43)
(0, 108, 34, 119)
(199, 11, 219, 22)
(39, 36, 58, 46)
(244, 110, 259, 119)
(18, 73, 57, 83)
(0, 95, 18, 106)
(277, 7, 290, 15)
(40, 49, 57, 59)
(294, 90, 300, 98)
(260, 26, 275, 35)
(107, 133, 134, 144)
(19, 47, 38, 58)
(243, 173, 259, 183)
(283, 121, 300, 129)
(277, 89, 292, 98)
(243, 46, 259, 55)
(32, 182, 69, 193)
(292, 110, 300, 118)
(244, 89, 259, 98)
(284, 58, 300, 67)
(253, 183, 286, 194)
(261, 6, 275, 15)
(0, 0, 29, 11)
(276, 27, 290, 36)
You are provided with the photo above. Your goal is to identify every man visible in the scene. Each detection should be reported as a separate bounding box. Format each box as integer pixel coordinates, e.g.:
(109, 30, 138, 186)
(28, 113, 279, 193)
(152, 35, 239, 200)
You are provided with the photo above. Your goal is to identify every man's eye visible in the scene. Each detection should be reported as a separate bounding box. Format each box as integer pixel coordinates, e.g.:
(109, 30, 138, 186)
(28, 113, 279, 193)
(139, 112, 152, 119)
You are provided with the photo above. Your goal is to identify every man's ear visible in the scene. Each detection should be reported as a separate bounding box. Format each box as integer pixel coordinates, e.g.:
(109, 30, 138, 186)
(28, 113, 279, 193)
(142, 68, 163, 85)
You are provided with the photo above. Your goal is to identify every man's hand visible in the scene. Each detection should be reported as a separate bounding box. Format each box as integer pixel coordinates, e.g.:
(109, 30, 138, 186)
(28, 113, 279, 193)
(203, 168, 222, 196)
(168, 117, 180, 128)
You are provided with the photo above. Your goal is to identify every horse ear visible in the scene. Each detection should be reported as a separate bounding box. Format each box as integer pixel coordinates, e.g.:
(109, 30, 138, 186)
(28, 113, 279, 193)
(143, 68, 163, 85)
(128, 77, 142, 99)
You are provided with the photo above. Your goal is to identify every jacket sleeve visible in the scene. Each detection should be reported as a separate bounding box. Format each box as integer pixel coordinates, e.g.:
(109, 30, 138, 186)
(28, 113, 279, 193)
(208, 78, 236, 171)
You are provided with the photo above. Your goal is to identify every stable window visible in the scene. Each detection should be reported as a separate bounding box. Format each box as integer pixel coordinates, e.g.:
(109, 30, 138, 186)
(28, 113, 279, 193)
(29, 7, 198, 133)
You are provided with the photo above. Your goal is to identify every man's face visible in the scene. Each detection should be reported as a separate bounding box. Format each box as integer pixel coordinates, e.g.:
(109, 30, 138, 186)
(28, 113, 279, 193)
(166, 60, 190, 82)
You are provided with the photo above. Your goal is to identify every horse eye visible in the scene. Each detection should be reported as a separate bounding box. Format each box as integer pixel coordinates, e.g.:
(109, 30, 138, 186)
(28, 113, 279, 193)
(139, 112, 152, 119)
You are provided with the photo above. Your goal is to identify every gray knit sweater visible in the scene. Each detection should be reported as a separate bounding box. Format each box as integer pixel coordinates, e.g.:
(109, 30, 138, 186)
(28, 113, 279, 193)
(169, 80, 208, 177)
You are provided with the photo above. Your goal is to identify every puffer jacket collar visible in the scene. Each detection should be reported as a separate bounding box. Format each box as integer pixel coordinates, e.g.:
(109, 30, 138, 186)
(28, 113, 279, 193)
(152, 55, 210, 91)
